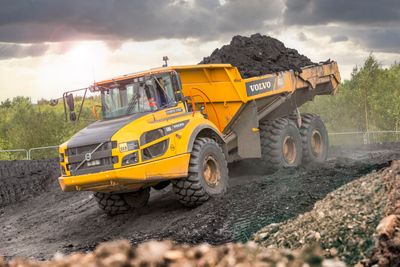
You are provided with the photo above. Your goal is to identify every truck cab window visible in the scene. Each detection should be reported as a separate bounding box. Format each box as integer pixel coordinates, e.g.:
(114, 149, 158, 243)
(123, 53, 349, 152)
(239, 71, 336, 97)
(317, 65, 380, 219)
(100, 74, 177, 120)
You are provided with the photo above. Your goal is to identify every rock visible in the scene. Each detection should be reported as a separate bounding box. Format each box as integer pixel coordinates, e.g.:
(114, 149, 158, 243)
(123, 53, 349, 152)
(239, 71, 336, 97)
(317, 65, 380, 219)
(376, 215, 398, 239)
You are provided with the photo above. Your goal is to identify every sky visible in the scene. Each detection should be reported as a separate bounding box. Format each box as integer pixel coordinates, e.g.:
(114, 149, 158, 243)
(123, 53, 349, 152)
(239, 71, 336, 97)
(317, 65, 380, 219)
(0, 0, 399, 102)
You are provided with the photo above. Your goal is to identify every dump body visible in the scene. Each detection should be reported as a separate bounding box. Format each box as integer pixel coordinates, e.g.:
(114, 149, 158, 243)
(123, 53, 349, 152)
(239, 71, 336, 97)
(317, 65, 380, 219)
(175, 62, 340, 134)
(58, 62, 340, 193)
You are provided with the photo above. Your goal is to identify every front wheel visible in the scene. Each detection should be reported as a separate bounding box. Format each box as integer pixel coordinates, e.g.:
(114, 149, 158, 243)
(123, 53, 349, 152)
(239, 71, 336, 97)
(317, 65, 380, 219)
(172, 137, 228, 207)
(93, 188, 150, 215)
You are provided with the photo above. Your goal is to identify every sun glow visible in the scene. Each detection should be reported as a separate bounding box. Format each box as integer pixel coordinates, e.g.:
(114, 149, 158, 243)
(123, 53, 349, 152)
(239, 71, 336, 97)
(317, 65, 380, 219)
(34, 41, 112, 98)
(67, 41, 109, 67)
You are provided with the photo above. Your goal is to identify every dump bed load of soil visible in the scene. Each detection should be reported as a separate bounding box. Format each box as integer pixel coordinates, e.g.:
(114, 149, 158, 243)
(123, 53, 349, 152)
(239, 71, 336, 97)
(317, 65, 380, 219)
(0, 239, 346, 267)
(254, 166, 387, 265)
(200, 33, 317, 78)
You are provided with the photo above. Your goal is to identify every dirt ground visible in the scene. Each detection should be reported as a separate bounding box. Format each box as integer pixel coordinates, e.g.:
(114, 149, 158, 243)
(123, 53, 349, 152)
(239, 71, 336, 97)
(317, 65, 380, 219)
(0, 144, 399, 260)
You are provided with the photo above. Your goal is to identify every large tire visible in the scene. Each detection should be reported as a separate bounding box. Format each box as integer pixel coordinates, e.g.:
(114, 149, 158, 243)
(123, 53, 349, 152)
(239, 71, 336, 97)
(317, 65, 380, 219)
(257, 117, 302, 171)
(299, 113, 329, 164)
(93, 188, 150, 215)
(172, 137, 228, 207)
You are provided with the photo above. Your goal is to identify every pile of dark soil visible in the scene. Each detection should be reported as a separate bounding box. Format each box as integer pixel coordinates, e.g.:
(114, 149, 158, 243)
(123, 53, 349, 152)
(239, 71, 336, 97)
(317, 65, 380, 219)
(0, 160, 57, 207)
(200, 33, 317, 78)
(1, 239, 346, 267)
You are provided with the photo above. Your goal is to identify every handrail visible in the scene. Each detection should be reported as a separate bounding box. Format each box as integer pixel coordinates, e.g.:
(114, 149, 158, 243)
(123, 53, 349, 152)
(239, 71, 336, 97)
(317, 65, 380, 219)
(28, 146, 59, 160)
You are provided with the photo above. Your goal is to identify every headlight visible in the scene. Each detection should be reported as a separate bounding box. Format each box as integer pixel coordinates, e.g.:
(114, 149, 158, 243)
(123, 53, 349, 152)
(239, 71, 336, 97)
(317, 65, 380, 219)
(119, 140, 139, 153)
(122, 152, 139, 166)
(142, 139, 169, 160)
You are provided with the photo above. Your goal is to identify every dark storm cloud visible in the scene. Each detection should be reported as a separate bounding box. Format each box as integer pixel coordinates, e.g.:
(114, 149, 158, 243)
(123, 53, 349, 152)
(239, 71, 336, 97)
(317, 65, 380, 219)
(0, 43, 49, 59)
(353, 29, 400, 53)
(283, 0, 400, 53)
(1, 0, 398, 59)
(283, 0, 400, 26)
(0, 0, 282, 44)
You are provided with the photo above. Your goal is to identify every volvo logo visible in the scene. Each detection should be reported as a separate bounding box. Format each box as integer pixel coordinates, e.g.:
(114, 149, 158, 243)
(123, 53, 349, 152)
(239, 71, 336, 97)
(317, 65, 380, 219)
(85, 153, 92, 161)
(245, 77, 276, 96)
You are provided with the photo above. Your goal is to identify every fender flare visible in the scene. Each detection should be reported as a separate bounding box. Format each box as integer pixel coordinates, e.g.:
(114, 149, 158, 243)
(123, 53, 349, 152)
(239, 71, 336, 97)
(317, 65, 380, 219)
(187, 124, 225, 152)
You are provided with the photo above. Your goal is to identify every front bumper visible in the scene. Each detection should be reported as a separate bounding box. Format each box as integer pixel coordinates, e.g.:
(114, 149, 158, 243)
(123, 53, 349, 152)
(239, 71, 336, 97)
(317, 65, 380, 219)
(59, 153, 190, 192)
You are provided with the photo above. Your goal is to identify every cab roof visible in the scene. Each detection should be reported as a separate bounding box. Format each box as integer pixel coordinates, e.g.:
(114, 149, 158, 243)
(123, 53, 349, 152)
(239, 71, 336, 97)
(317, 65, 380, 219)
(94, 64, 233, 87)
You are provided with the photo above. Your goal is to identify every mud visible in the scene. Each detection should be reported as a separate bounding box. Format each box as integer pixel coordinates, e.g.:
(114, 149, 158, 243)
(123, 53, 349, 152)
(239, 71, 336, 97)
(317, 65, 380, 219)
(0, 144, 399, 260)
(200, 33, 317, 78)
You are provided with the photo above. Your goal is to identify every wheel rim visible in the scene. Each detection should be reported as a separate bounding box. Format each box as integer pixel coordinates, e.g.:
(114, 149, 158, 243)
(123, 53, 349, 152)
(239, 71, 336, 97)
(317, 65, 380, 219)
(282, 136, 297, 164)
(203, 155, 221, 187)
(311, 130, 323, 157)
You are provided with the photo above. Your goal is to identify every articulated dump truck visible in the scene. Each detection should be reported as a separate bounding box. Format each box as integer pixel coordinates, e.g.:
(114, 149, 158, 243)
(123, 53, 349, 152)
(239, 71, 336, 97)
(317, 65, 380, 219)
(58, 62, 341, 214)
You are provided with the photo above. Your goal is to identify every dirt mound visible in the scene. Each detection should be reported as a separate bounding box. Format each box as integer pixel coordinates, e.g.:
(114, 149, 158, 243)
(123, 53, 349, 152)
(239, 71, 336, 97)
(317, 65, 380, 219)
(254, 166, 387, 265)
(1, 239, 346, 267)
(0, 160, 58, 207)
(200, 33, 317, 78)
(365, 161, 400, 267)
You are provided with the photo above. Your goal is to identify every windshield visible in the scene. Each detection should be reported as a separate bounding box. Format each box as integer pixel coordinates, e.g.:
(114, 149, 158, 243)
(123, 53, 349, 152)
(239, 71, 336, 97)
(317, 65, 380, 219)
(101, 74, 176, 120)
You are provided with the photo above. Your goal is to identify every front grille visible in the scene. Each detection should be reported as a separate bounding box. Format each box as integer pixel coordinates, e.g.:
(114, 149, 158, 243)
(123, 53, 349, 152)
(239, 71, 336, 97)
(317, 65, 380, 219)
(66, 142, 116, 175)
(66, 142, 115, 156)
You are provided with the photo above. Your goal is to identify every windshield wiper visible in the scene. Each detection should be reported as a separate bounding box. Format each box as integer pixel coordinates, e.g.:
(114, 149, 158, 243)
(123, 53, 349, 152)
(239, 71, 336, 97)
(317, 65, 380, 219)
(125, 93, 141, 115)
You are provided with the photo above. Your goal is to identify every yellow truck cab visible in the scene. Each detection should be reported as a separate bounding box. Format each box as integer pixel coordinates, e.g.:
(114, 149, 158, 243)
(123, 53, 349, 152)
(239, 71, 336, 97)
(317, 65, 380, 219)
(58, 62, 340, 214)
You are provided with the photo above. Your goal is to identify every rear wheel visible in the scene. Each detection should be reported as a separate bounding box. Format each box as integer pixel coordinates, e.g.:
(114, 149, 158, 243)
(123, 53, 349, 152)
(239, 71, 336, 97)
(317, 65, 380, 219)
(257, 117, 302, 172)
(93, 188, 150, 215)
(299, 113, 329, 164)
(172, 137, 228, 207)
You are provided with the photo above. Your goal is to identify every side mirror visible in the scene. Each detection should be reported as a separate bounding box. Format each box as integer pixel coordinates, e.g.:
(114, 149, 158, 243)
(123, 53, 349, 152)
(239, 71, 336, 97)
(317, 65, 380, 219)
(49, 99, 58, 106)
(66, 93, 76, 121)
(174, 91, 184, 102)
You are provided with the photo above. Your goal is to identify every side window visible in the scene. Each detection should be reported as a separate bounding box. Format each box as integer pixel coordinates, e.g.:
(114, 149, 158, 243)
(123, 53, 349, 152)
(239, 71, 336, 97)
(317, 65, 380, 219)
(120, 88, 127, 106)
(110, 89, 121, 110)
(161, 75, 175, 101)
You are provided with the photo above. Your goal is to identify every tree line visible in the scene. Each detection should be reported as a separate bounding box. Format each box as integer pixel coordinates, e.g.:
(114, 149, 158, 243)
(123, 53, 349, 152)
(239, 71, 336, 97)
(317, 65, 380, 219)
(0, 55, 399, 159)
(302, 55, 400, 132)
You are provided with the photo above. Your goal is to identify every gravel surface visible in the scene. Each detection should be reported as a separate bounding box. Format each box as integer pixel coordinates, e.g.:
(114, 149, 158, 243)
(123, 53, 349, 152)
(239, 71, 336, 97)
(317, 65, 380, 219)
(0, 145, 399, 260)
(200, 33, 317, 78)
(365, 161, 400, 267)
(254, 168, 387, 265)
